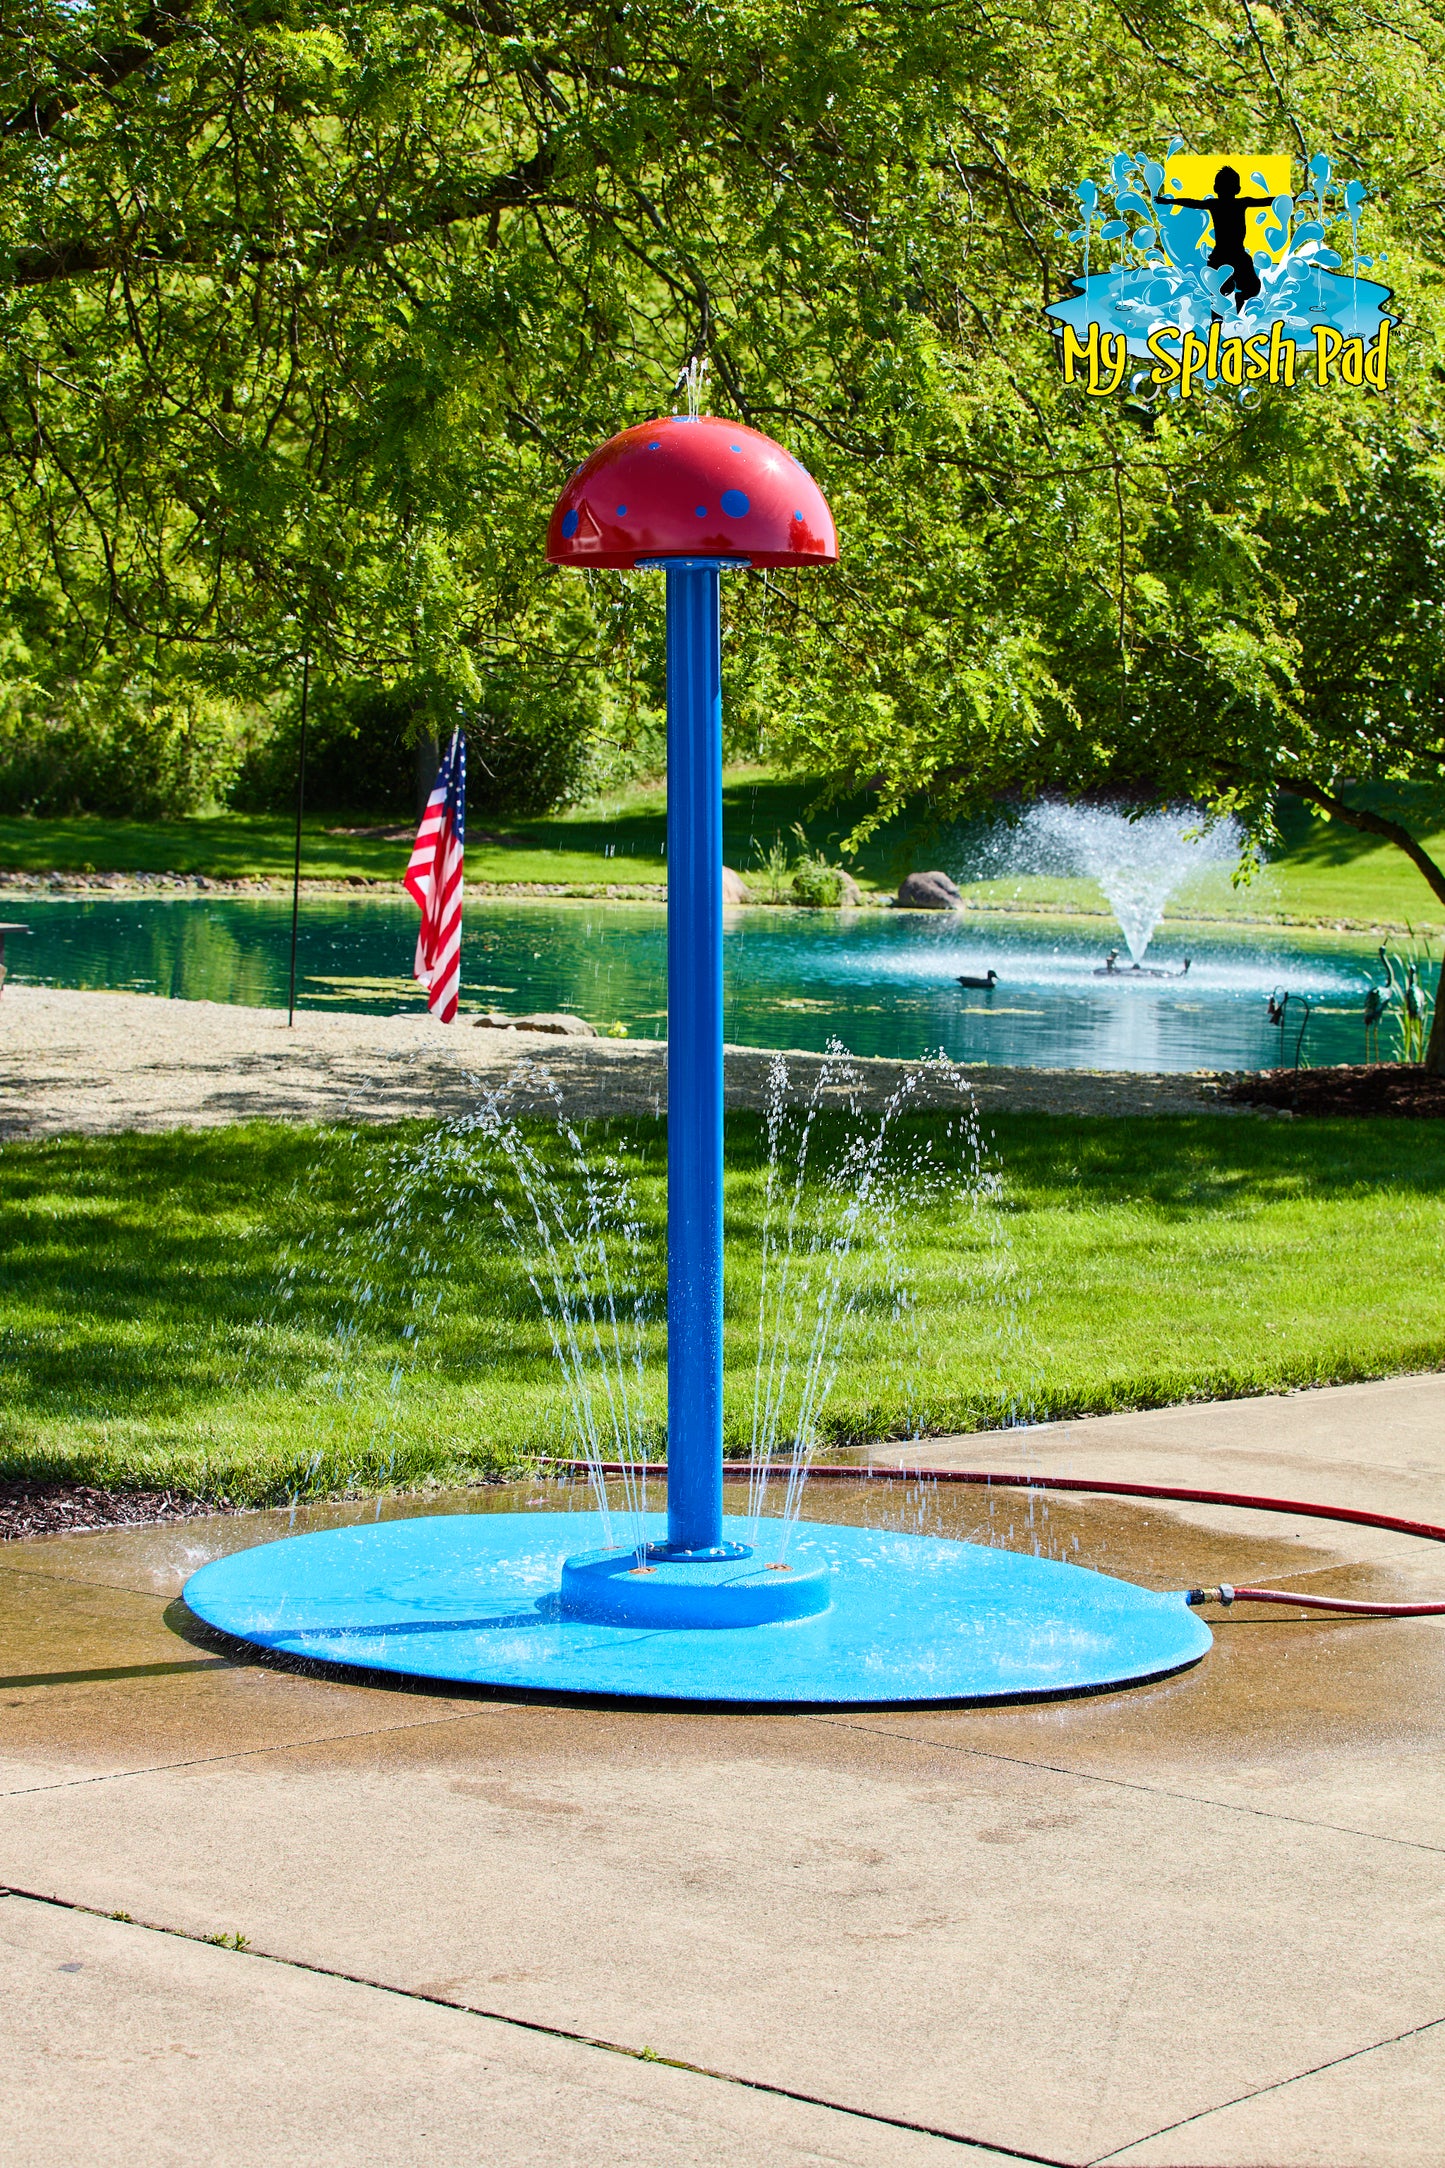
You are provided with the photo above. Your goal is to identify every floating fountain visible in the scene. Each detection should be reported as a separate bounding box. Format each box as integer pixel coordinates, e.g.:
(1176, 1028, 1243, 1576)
(972, 803, 1243, 964)
(184, 413, 1211, 1705)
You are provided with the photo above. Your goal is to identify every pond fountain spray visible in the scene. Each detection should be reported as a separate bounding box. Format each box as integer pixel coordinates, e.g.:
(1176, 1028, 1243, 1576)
(184, 412, 1212, 1703)
(968, 803, 1244, 964)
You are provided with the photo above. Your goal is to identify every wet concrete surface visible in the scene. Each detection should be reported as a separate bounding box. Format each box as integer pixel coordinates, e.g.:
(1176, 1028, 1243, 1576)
(3, 1433, 1444, 2164)
(9, 1472, 1441, 1776)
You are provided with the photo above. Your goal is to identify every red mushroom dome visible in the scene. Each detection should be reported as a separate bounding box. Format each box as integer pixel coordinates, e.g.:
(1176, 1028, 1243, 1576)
(546, 415, 837, 570)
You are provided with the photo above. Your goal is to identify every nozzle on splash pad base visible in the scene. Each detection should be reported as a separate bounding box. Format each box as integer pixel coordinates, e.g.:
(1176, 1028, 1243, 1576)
(182, 1513, 1211, 1707)
(558, 1541, 832, 1629)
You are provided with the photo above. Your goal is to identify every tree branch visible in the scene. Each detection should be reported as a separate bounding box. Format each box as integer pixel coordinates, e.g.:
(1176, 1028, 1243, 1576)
(3, 4, 198, 138)
(10, 145, 562, 284)
(1277, 776, 1445, 908)
(1238, 0, 1311, 162)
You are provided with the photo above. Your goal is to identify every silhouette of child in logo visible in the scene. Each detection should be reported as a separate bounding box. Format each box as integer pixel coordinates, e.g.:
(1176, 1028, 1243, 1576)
(1158, 166, 1274, 309)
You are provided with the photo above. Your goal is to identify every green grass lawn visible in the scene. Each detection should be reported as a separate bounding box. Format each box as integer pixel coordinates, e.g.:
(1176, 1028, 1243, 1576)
(1250, 786, 1445, 928)
(2, 1111, 1440, 1503)
(0, 772, 907, 892)
(0, 806, 650, 886)
(4, 773, 1443, 929)
(0, 811, 405, 885)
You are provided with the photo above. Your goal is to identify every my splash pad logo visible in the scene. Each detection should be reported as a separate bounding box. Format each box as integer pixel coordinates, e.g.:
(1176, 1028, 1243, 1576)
(1046, 150, 1394, 398)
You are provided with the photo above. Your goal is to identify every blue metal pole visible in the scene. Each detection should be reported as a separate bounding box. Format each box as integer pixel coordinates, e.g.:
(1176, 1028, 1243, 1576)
(665, 563, 724, 1555)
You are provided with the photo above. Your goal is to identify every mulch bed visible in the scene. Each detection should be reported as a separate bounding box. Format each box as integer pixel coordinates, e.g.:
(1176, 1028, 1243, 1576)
(1221, 1064, 1445, 1118)
(0, 1480, 218, 1542)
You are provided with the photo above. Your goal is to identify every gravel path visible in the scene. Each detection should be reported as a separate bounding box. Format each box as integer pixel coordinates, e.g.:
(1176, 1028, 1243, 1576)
(0, 986, 1230, 1138)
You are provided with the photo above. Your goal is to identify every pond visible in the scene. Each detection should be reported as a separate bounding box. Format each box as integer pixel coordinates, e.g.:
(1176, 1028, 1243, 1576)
(6, 892, 1390, 1072)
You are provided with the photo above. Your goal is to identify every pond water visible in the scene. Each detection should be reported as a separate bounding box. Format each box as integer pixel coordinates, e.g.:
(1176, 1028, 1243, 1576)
(7, 892, 1389, 1072)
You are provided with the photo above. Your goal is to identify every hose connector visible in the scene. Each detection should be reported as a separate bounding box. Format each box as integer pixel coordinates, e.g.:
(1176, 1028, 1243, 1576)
(1186, 1584, 1235, 1607)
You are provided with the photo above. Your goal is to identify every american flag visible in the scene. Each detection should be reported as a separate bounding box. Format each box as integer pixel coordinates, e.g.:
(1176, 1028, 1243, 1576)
(404, 730, 466, 1022)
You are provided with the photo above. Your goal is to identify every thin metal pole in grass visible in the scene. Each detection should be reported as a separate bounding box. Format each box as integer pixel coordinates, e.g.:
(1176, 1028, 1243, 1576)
(1293, 996, 1313, 1068)
(288, 648, 311, 1029)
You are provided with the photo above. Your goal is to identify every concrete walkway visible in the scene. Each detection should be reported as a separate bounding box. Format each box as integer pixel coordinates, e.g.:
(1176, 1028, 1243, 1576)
(3, 1374, 1443, 2165)
(0, 986, 1228, 1139)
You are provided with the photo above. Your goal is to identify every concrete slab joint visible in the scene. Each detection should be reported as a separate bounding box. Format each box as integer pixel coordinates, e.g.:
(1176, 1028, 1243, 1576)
(3, 1371, 1444, 2164)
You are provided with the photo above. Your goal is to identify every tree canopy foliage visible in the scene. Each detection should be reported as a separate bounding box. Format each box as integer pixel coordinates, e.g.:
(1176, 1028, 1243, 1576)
(2, 0, 1445, 898)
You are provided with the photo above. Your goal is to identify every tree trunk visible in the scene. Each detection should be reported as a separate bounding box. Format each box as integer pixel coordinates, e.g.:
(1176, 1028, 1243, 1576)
(1429, 980, 1445, 1074)
(414, 733, 440, 819)
(1277, 780, 1445, 1073)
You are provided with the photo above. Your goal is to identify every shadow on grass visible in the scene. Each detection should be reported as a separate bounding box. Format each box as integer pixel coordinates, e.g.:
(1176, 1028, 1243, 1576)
(512, 772, 925, 889)
(1269, 782, 1445, 872)
(983, 1109, 1445, 1216)
(3, 1110, 1443, 1490)
(0, 1122, 602, 1421)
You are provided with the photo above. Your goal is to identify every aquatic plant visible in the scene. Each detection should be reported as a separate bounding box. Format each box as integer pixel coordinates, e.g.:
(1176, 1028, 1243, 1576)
(789, 857, 847, 911)
(750, 832, 795, 905)
(1378, 935, 1438, 1063)
(751, 824, 852, 908)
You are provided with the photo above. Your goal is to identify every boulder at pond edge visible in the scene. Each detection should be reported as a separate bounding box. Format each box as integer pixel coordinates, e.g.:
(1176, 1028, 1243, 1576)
(474, 1011, 599, 1036)
(895, 870, 961, 911)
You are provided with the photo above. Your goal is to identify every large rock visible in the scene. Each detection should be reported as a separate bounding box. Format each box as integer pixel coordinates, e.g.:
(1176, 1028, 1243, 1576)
(895, 869, 961, 911)
(721, 865, 752, 904)
(836, 869, 862, 908)
(473, 1011, 598, 1036)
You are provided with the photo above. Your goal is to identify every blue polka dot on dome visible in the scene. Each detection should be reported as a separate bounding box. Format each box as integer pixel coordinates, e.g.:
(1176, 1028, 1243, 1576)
(695, 505, 708, 518)
(616, 504, 628, 516)
(560, 508, 579, 539)
(793, 510, 803, 522)
(648, 441, 661, 450)
(731, 444, 742, 452)
(720, 489, 750, 518)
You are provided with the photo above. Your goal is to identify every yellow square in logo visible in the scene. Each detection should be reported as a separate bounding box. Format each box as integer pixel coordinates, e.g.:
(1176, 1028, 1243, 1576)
(1160, 154, 1293, 262)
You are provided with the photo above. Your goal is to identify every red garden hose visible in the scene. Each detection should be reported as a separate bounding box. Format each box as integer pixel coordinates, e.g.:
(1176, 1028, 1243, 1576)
(556, 1459, 1445, 1618)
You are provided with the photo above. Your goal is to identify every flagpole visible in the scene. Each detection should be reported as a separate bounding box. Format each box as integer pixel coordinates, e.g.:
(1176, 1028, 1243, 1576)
(287, 648, 311, 1029)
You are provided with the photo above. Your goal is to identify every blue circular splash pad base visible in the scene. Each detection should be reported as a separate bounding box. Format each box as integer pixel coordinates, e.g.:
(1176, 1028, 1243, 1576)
(182, 1512, 1211, 1707)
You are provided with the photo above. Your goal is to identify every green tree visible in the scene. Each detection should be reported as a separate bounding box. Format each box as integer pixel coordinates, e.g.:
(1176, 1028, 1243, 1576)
(4, 0, 1445, 979)
(1182, 439, 1445, 1069)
